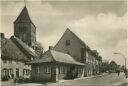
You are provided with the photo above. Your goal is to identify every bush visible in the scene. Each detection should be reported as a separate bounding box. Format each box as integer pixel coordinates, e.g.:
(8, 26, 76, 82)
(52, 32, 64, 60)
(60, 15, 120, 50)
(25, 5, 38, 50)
(1, 76, 10, 81)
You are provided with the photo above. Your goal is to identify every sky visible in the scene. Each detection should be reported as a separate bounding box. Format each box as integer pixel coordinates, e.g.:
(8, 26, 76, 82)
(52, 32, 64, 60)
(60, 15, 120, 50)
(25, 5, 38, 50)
(0, 0, 127, 67)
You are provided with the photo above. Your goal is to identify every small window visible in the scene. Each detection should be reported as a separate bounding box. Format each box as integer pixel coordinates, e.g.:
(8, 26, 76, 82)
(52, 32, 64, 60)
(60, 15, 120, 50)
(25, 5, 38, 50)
(23, 69, 26, 75)
(66, 40, 70, 46)
(9, 69, 13, 75)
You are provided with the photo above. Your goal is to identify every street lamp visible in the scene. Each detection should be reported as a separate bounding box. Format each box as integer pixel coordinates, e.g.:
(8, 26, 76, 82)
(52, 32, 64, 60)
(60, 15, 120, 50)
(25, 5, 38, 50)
(113, 52, 127, 69)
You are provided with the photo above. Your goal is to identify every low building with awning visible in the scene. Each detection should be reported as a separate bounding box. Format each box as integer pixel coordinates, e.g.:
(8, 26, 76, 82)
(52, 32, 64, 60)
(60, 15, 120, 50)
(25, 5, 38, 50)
(27, 50, 85, 82)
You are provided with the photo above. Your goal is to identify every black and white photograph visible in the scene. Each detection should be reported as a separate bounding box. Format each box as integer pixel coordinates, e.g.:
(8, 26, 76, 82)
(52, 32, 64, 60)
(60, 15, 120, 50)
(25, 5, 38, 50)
(0, 0, 127, 86)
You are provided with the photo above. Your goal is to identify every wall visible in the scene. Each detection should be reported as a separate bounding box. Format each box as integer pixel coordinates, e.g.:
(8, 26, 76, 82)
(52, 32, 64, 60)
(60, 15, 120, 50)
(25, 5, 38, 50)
(31, 63, 84, 82)
(54, 29, 95, 77)
(54, 29, 85, 62)
(1, 59, 31, 78)
(31, 63, 52, 82)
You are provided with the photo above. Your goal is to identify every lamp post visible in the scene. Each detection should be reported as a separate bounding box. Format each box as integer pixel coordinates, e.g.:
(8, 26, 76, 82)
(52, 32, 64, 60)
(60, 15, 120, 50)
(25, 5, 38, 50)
(113, 52, 127, 69)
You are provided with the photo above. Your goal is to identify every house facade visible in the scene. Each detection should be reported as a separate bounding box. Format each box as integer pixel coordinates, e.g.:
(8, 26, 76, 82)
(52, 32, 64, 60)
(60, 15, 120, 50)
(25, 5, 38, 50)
(54, 28, 102, 76)
(1, 33, 37, 81)
(28, 50, 85, 82)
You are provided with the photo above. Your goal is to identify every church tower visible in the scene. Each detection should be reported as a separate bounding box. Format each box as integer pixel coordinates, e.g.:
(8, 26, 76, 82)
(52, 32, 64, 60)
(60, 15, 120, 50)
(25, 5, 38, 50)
(14, 6, 36, 49)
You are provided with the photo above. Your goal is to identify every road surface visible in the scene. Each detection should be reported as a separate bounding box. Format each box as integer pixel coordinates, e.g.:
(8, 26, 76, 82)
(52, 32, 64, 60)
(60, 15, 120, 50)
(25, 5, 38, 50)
(1, 73, 128, 86)
(48, 73, 128, 86)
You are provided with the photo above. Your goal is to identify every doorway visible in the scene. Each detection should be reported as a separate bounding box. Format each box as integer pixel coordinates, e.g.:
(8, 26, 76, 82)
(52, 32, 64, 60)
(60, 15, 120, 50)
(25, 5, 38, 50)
(16, 68, 19, 78)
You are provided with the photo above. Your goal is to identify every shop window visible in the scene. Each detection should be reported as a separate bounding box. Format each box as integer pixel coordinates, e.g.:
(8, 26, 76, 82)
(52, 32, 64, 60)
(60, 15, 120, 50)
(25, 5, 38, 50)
(3, 59, 7, 63)
(35, 66, 40, 74)
(59, 66, 61, 74)
(62, 67, 65, 74)
(23, 69, 26, 75)
(9, 60, 12, 64)
(66, 40, 70, 46)
(67, 51, 70, 55)
(45, 66, 51, 74)
(78, 68, 82, 73)
(59, 66, 65, 74)
(86, 52, 89, 57)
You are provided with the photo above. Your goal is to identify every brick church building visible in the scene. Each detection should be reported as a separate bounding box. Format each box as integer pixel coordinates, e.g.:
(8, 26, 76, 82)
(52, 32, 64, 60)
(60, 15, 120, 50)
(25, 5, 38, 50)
(14, 6, 36, 50)
(1, 6, 43, 81)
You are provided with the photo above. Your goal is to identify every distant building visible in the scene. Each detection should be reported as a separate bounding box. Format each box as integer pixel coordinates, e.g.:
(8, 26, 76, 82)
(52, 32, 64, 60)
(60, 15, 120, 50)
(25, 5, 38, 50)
(28, 49, 85, 82)
(109, 60, 118, 73)
(1, 33, 37, 81)
(54, 28, 102, 76)
(92, 50, 102, 75)
(100, 61, 109, 73)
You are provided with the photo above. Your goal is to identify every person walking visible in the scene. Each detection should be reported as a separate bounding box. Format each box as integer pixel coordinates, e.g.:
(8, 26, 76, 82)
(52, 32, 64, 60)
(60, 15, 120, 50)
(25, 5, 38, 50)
(124, 69, 127, 78)
(117, 70, 120, 76)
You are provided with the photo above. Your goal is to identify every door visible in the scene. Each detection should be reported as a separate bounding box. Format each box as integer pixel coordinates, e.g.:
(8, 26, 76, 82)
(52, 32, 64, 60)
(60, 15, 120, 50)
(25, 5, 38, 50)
(69, 66, 75, 79)
(16, 68, 19, 78)
(51, 66, 59, 82)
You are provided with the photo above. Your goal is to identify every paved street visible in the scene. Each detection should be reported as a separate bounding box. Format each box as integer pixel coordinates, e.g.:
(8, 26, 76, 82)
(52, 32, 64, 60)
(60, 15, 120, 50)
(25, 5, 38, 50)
(1, 73, 128, 86)
(47, 73, 128, 86)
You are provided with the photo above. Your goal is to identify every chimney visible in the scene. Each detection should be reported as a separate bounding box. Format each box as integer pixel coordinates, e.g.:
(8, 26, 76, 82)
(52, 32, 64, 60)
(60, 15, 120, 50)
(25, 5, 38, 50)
(49, 46, 53, 50)
(0, 33, 5, 38)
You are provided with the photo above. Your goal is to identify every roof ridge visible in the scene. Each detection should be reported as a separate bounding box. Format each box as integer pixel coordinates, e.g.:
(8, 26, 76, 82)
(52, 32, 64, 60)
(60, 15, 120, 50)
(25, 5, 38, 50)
(10, 36, 37, 59)
(49, 50, 57, 62)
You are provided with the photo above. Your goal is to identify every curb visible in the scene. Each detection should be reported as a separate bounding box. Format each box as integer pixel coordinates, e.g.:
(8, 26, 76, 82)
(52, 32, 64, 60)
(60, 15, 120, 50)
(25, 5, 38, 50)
(47, 73, 107, 84)
(113, 78, 128, 86)
(117, 82, 127, 86)
(74, 73, 108, 80)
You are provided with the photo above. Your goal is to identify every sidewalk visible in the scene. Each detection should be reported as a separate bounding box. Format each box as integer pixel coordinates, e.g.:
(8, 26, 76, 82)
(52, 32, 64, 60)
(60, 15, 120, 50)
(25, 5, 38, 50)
(1, 79, 14, 86)
(46, 73, 108, 86)
(59, 73, 108, 83)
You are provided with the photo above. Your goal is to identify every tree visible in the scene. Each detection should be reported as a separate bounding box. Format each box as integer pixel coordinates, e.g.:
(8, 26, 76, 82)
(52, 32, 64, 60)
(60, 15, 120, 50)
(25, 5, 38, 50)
(35, 42, 44, 58)
(100, 61, 109, 73)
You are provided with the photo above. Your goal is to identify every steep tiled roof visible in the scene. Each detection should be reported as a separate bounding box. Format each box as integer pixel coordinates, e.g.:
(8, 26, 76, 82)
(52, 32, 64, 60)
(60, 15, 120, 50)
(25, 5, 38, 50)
(27, 50, 85, 66)
(1, 38, 28, 61)
(10, 36, 37, 59)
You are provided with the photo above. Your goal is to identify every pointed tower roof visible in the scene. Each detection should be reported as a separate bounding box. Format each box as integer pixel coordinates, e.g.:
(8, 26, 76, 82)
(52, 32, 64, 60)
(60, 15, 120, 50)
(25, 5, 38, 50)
(14, 6, 32, 23)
